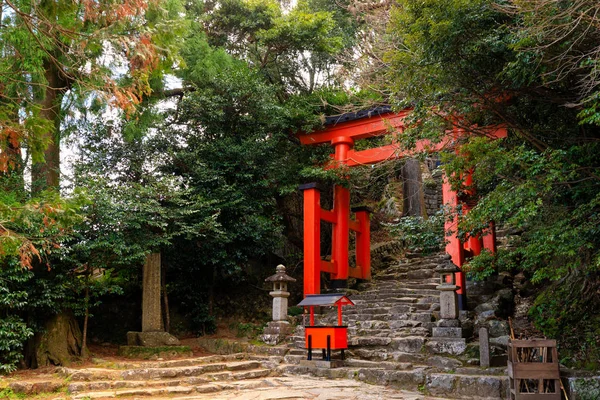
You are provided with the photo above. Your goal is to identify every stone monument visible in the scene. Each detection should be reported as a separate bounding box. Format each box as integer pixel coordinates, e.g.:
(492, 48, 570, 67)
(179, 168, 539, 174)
(261, 264, 296, 345)
(121, 253, 189, 359)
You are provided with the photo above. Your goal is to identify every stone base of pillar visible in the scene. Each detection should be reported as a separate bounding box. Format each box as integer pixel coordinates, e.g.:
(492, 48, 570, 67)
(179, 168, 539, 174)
(118, 345, 192, 360)
(126, 331, 181, 347)
(260, 321, 292, 345)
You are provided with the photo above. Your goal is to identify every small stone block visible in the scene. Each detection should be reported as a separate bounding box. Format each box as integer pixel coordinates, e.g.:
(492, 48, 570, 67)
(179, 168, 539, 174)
(432, 327, 463, 338)
(436, 319, 460, 327)
(299, 359, 344, 369)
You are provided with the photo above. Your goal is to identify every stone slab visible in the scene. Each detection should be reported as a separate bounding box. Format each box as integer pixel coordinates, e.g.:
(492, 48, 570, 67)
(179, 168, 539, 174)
(127, 331, 180, 346)
(299, 359, 344, 369)
(117, 345, 192, 360)
(426, 338, 467, 355)
(436, 319, 461, 327)
(432, 327, 463, 338)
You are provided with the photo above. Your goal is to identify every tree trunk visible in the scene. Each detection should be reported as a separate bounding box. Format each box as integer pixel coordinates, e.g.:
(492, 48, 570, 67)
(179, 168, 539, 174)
(402, 158, 426, 217)
(31, 58, 68, 193)
(35, 310, 82, 367)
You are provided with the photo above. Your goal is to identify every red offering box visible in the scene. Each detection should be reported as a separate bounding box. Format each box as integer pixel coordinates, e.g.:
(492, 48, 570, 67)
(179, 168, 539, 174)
(305, 326, 348, 350)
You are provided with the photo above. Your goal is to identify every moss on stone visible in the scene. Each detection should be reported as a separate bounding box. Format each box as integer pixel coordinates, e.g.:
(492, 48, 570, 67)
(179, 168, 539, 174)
(117, 345, 192, 359)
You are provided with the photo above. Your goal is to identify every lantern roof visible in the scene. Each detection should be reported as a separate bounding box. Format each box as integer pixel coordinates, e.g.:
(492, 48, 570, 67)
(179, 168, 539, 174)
(265, 264, 296, 283)
(435, 255, 460, 273)
(297, 293, 354, 307)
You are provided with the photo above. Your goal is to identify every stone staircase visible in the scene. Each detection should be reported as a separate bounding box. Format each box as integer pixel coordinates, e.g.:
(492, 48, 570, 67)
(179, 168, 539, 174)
(6, 354, 280, 399)
(281, 251, 511, 399)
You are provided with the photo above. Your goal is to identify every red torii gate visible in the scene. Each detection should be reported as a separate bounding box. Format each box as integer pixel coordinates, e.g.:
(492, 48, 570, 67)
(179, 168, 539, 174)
(299, 107, 507, 309)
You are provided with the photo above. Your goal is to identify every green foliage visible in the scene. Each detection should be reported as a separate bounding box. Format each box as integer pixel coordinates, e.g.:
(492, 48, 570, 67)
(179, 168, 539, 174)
(529, 272, 600, 370)
(386, 211, 445, 255)
(0, 258, 69, 373)
(380, 0, 600, 368)
(234, 322, 263, 339)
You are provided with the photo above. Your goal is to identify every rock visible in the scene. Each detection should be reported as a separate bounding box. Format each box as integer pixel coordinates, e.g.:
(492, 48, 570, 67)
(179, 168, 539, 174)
(427, 356, 463, 370)
(476, 310, 496, 323)
(425, 338, 467, 355)
(489, 335, 510, 347)
(390, 337, 425, 353)
(487, 320, 510, 338)
(566, 376, 600, 400)
(8, 382, 33, 394)
(127, 331, 180, 347)
(426, 373, 456, 395)
(474, 302, 495, 314)
(494, 288, 515, 318)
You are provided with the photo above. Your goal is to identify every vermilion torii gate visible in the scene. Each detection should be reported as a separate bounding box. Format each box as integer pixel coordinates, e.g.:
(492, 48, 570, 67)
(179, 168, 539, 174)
(299, 107, 507, 309)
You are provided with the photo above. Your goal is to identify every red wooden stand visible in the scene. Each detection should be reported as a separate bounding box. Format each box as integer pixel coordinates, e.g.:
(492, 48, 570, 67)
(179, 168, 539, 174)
(298, 294, 354, 361)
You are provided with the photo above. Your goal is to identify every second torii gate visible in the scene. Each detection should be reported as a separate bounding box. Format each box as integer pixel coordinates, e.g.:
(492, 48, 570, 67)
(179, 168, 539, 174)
(299, 107, 507, 309)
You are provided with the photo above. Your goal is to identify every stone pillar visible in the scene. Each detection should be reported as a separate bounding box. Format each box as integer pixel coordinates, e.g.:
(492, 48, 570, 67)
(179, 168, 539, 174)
(479, 327, 490, 368)
(142, 252, 162, 332)
(271, 282, 290, 321)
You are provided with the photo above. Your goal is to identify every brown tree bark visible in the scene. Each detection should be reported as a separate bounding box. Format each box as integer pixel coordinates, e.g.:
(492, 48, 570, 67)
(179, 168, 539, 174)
(402, 158, 427, 217)
(31, 58, 69, 193)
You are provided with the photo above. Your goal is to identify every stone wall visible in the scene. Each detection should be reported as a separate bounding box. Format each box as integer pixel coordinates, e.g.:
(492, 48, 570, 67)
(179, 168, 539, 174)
(422, 159, 443, 217)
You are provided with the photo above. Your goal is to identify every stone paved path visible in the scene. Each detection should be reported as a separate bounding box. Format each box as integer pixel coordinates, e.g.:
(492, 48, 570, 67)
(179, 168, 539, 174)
(149, 375, 450, 400)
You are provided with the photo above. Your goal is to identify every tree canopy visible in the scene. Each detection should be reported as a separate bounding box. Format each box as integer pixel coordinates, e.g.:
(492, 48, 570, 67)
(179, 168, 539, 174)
(0, 0, 599, 372)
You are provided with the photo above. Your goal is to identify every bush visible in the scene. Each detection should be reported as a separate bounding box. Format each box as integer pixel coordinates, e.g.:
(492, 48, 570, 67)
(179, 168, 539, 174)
(386, 211, 445, 254)
(0, 316, 33, 373)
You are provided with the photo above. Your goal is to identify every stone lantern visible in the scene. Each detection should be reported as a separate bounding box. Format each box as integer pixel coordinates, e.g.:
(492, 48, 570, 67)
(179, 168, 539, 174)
(429, 255, 466, 353)
(261, 265, 296, 345)
(435, 255, 460, 320)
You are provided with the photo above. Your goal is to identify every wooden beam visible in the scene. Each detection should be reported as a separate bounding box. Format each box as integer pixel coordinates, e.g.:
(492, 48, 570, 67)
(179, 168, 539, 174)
(298, 110, 411, 145)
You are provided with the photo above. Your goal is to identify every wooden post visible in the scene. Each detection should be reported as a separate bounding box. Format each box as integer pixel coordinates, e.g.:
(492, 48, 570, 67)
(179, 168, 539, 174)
(353, 208, 371, 280)
(301, 184, 321, 296)
(442, 176, 467, 309)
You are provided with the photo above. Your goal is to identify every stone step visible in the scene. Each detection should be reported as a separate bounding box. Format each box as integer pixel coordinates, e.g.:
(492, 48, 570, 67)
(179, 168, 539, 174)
(280, 363, 508, 399)
(344, 306, 393, 315)
(355, 288, 440, 297)
(348, 327, 431, 338)
(89, 353, 247, 370)
(72, 385, 196, 399)
(349, 349, 425, 363)
(60, 360, 264, 382)
(70, 373, 276, 400)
